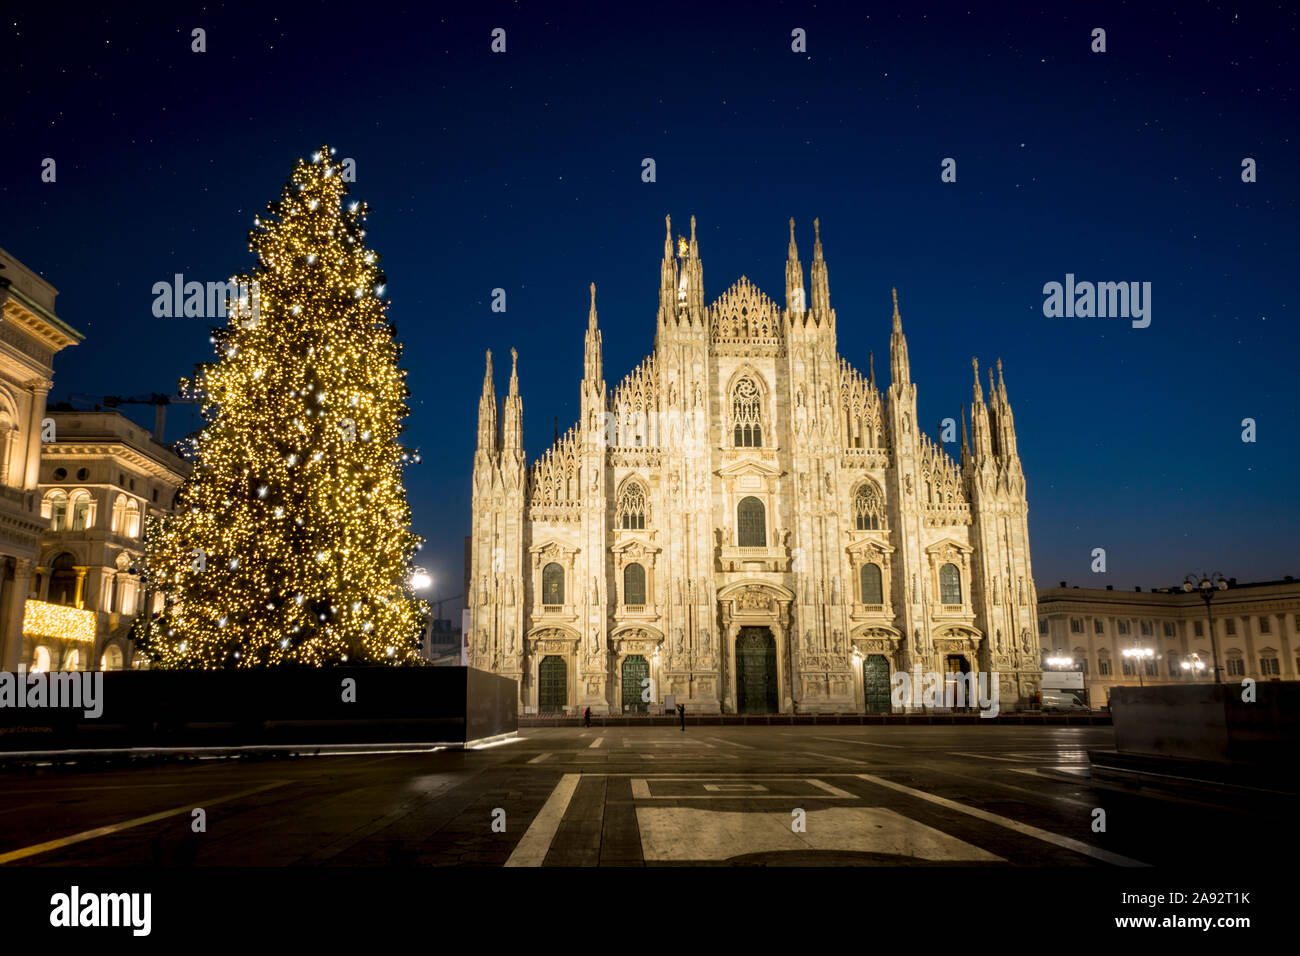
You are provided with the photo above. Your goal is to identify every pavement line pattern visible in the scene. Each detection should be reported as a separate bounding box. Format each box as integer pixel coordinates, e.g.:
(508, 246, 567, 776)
(807, 778, 857, 798)
(812, 736, 904, 748)
(630, 777, 861, 800)
(589, 737, 605, 748)
(948, 751, 1025, 763)
(853, 773, 1148, 867)
(0, 781, 289, 865)
(802, 750, 868, 764)
(526, 752, 552, 764)
(504, 773, 581, 867)
(635, 806, 1005, 863)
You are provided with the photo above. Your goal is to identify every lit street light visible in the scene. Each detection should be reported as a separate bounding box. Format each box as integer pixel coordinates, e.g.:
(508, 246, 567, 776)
(1180, 652, 1207, 681)
(1183, 572, 1229, 683)
(411, 568, 433, 591)
(1122, 645, 1155, 688)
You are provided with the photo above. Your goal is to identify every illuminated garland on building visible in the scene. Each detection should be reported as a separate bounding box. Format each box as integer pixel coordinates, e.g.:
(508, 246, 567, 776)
(23, 600, 98, 645)
(140, 145, 428, 668)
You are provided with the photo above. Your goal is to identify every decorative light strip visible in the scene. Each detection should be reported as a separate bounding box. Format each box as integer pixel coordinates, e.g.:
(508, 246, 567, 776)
(23, 599, 97, 644)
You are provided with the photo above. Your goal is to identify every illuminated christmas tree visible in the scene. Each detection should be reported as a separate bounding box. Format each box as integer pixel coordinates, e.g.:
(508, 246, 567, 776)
(141, 145, 427, 668)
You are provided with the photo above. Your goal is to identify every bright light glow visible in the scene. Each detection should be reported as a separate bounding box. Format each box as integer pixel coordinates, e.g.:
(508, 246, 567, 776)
(23, 600, 96, 645)
(411, 569, 432, 590)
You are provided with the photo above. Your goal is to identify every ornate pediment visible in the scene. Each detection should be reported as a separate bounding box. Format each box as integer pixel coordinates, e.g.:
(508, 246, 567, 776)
(610, 535, 660, 557)
(528, 538, 578, 561)
(846, 536, 895, 556)
(931, 625, 983, 649)
(716, 458, 784, 479)
(526, 625, 581, 651)
(924, 536, 973, 558)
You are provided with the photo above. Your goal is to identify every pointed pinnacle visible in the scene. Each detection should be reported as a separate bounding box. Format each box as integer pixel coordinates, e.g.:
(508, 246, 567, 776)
(690, 215, 696, 243)
(589, 282, 598, 328)
(813, 217, 823, 258)
(891, 288, 902, 331)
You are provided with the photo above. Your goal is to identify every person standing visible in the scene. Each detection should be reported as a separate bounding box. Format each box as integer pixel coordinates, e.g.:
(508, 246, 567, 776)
(583, 706, 591, 728)
(677, 703, 686, 732)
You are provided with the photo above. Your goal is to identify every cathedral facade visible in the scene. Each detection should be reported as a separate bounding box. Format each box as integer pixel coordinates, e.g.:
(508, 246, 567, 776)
(469, 217, 1042, 714)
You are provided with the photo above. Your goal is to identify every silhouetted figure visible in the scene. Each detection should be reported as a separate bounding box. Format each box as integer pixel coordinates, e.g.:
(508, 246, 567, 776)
(583, 707, 591, 728)
(677, 703, 686, 731)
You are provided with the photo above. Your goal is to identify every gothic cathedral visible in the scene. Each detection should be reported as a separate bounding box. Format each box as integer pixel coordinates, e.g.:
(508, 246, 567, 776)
(469, 217, 1042, 714)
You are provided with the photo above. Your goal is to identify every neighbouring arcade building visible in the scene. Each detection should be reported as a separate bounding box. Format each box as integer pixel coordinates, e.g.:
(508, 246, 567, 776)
(0, 249, 82, 673)
(469, 217, 1042, 714)
(23, 409, 190, 671)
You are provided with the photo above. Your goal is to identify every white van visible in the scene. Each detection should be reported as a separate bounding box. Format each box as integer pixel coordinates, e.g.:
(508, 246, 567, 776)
(1041, 688, 1089, 713)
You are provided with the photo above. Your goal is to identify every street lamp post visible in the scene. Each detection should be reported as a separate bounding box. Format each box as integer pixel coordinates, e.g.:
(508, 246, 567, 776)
(1183, 572, 1229, 683)
(1180, 653, 1207, 681)
(1121, 643, 1154, 688)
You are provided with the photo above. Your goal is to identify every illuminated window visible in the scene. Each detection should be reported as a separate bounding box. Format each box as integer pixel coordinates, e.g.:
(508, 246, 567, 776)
(939, 564, 962, 604)
(542, 563, 564, 605)
(63, 648, 81, 671)
(47, 490, 68, 531)
(31, 646, 51, 673)
(617, 481, 647, 530)
(623, 563, 646, 605)
(852, 482, 886, 530)
(731, 378, 763, 447)
(101, 644, 125, 671)
(70, 491, 92, 531)
(860, 564, 883, 605)
(737, 496, 766, 547)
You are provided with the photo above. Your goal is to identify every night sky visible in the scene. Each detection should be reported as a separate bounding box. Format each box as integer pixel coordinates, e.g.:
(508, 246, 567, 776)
(3, 1, 1296, 605)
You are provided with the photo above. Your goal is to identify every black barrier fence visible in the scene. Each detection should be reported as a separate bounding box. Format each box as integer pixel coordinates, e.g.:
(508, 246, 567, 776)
(0, 666, 517, 753)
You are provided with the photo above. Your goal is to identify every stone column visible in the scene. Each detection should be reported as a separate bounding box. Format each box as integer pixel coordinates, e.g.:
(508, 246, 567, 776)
(21, 379, 53, 491)
(74, 567, 88, 608)
(2, 558, 33, 671)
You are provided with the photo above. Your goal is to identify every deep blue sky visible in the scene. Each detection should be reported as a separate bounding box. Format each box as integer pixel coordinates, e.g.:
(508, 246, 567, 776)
(3, 1, 1297, 602)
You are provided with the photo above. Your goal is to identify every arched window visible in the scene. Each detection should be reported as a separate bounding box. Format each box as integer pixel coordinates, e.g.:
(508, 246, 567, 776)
(111, 495, 128, 534)
(101, 644, 124, 671)
(939, 563, 962, 604)
(617, 481, 647, 530)
(49, 552, 79, 606)
(70, 491, 93, 531)
(737, 496, 766, 547)
(732, 377, 763, 447)
(853, 482, 885, 530)
(623, 563, 646, 605)
(63, 648, 81, 672)
(47, 490, 69, 531)
(123, 499, 141, 538)
(542, 563, 565, 605)
(860, 564, 883, 604)
(31, 646, 51, 673)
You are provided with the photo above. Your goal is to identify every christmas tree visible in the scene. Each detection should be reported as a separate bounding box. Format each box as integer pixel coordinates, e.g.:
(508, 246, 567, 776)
(141, 145, 427, 668)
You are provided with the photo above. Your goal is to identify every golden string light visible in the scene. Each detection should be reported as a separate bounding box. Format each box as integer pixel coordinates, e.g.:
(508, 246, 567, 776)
(142, 145, 428, 668)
